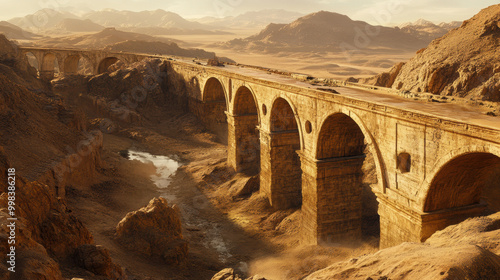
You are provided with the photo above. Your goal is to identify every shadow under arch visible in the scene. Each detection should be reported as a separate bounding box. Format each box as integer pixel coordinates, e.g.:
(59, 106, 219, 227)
(41, 53, 60, 79)
(98, 57, 120, 74)
(230, 85, 261, 174)
(25, 52, 39, 77)
(415, 146, 500, 240)
(312, 110, 384, 241)
(198, 77, 228, 144)
(261, 96, 303, 209)
(63, 55, 81, 75)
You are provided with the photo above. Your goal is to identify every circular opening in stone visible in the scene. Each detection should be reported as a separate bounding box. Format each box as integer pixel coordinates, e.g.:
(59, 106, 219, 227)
(305, 121, 312, 134)
(262, 104, 267, 116)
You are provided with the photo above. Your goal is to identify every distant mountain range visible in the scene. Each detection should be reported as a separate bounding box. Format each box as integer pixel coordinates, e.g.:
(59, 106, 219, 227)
(398, 19, 462, 41)
(33, 27, 178, 49)
(83, 9, 207, 29)
(7, 8, 228, 35)
(194, 9, 304, 29)
(217, 11, 436, 53)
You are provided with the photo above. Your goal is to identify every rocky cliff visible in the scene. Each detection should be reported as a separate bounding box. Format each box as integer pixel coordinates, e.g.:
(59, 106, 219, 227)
(367, 4, 500, 102)
(0, 34, 124, 279)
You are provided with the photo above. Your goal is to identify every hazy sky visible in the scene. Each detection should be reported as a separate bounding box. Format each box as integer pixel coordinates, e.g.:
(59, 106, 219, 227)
(0, 0, 498, 25)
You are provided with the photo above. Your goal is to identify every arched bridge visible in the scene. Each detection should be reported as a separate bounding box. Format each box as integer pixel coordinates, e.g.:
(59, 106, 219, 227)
(22, 47, 500, 248)
(18, 47, 151, 79)
(166, 60, 500, 248)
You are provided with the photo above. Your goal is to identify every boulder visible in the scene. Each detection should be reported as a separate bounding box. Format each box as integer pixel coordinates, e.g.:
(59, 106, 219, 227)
(115, 197, 188, 265)
(74, 244, 126, 280)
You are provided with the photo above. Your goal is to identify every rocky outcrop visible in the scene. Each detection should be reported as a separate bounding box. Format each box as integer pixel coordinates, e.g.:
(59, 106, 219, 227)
(211, 268, 267, 280)
(115, 197, 188, 265)
(0, 36, 118, 279)
(0, 34, 17, 65)
(0, 150, 93, 279)
(377, 4, 500, 101)
(359, 62, 405, 87)
(74, 244, 126, 280)
(84, 58, 171, 124)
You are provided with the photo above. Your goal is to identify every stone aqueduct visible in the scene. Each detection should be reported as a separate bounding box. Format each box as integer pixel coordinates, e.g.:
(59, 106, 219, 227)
(19, 47, 149, 79)
(20, 47, 500, 248)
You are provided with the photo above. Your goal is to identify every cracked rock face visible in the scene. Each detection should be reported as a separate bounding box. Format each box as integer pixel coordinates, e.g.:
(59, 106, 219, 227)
(388, 4, 500, 101)
(115, 197, 188, 265)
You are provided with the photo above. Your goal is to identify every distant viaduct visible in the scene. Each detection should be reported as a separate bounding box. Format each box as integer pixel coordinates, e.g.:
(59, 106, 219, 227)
(20, 47, 500, 248)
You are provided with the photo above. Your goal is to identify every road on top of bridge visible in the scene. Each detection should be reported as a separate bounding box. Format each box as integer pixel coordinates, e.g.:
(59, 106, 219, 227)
(174, 57, 500, 132)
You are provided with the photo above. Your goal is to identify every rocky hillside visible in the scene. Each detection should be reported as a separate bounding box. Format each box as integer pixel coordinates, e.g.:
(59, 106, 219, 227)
(0, 21, 39, 40)
(366, 4, 500, 102)
(218, 11, 429, 53)
(0, 34, 125, 279)
(51, 18, 105, 33)
(104, 40, 234, 62)
(34, 27, 178, 48)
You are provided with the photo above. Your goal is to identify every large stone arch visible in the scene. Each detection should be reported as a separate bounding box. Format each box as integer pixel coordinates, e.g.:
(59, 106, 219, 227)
(24, 51, 39, 76)
(97, 57, 120, 74)
(227, 85, 261, 173)
(315, 108, 387, 193)
(260, 96, 303, 210)
(197, 77, 228, 144)
(78, 54, 94, 75)
(40, 53, 59, 80)
(302, 110, 384, 244)
(202, 77, 228, 105)
(415, 146, 500, 240)
(63, 55, 81, 75)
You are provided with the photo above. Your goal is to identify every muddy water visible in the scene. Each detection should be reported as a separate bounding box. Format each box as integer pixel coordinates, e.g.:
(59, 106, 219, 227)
(128, 150, 181, 201)
(127, 150, 233, 264)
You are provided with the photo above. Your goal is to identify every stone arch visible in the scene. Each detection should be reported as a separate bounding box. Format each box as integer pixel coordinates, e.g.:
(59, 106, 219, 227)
(417, 147, 500, 240)
(202, 77, 227, 105)
(316, 108, 387, 193)
(230, 86, 260, 174)
(199, 77, 228, 144)
(417, 145, 500, 209)
(314, 112, 381, 240)
(40, 53, 60, 79)
(233, 85, 259, 119)
(63, 55, 80, 75)
(77, 55, 94, 75)
(423, 152, 500, 212)
(98, 57, 120, 74)
(316, 113, 365, 159)
(25, 52, 39, 76)
(270, 97, 299, 133)
(264, 97, 302, 209)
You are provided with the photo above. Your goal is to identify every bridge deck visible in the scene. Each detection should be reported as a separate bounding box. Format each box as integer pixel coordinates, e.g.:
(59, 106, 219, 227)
(198, 61, 499, 132)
